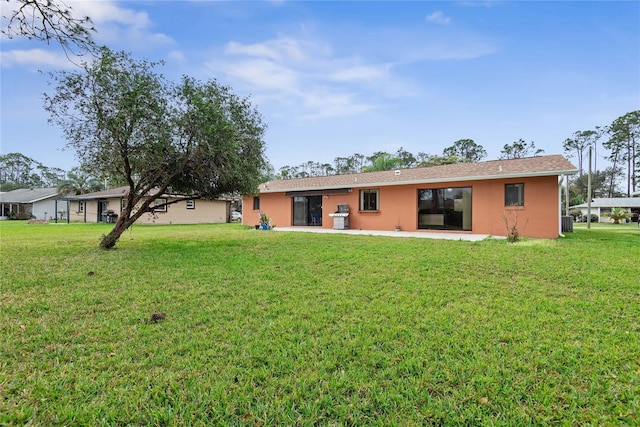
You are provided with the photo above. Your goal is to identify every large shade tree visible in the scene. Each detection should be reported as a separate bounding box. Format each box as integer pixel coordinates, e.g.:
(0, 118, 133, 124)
(44, 48, 268, 248)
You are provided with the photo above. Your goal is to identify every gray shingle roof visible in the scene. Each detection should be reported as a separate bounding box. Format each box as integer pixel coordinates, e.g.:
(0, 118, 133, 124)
(0, 187, 59, 203)
(64, 186, 129, 200)
(260, 155, 577, 193)
(570, 198, 640, 209)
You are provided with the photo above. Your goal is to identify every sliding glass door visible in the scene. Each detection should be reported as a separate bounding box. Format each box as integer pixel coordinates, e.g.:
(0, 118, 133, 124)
(418, 187, 472, 231)
(292, 196, 322, 226)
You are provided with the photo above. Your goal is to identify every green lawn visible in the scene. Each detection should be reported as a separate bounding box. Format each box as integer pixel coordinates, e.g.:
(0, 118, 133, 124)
(1, 221, 638, 426)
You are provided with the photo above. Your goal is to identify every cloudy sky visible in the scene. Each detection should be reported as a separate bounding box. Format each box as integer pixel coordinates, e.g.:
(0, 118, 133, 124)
(1, 0, 638, 173)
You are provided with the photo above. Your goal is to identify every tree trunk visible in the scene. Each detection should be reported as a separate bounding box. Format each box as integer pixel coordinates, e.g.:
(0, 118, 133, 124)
(99, 215, 137, 249)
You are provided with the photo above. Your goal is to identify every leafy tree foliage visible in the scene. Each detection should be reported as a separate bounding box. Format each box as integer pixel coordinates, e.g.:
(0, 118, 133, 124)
(0, 152, 65, 191)
(601, 207, 632, 224)
(416, 154, 464, 168)
(570, 167, 623, 202)
(563, 129, 603, 179)
(499, 139, 544, 159)
(44, 48, 267, 249)
(362, 152, 403, 172)
(1, 0, 95, 56)
(443, 139, 487, 163)
(56, 167, 102, 195)
(395, 147, 417, 168)
(605, 111, 639, 196)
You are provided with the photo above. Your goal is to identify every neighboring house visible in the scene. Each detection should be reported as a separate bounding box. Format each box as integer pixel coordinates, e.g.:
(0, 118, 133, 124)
(0, 187, 66, 220)
(569, 198, 640, 223)
(63, 186, 235, 225)
(243, 155, 578, 239)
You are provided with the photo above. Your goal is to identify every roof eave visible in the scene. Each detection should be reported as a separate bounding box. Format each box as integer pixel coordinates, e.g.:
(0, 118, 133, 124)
(259, 168, 579, 193)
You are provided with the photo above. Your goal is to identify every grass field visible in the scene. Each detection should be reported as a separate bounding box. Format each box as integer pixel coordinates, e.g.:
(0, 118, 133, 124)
(1, 221, 638, 425)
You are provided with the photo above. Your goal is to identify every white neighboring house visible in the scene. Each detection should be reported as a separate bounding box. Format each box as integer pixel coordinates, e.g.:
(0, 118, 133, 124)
(569, 197, 640, 223)
(0, 187, 66, 220)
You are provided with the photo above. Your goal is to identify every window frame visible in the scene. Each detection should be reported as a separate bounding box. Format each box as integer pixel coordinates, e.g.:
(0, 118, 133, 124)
(253, 196, 260, 211)
(78, 201, 85, 213)
(186, 199, 195, 210)
(359, 189, 380, 212)
(505, 183, 524, 207)
(153, 198, 168, 212)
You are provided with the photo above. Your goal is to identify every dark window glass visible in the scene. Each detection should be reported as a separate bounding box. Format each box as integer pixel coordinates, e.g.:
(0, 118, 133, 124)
(418, 187, 472, 230)
(505, 183, 524, 206)
(360, 189, 379, 211)
(253, 196, 260, 210)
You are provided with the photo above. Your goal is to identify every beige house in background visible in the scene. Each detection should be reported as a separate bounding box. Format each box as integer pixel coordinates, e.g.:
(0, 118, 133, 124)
(64, 186, 236, 225)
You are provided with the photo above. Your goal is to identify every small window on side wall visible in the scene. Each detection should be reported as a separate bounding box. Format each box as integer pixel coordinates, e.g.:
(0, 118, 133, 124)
(360, 189, 379, 211)
(78, 201, 85, 213)
(186, 199, 195, 209)
(253, 196, 260, 210)
(154, 198, 168, 212)
(505, 183, 524, 206)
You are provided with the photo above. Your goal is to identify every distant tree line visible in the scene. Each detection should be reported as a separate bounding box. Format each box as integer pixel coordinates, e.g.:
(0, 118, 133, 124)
(275, 139, 491, 179)
(563, 110, 639, 203)
(273, 111, 639, 203)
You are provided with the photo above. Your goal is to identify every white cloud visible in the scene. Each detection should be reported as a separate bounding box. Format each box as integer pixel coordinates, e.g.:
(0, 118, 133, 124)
(221, 58, 300, 92)
(167, 50, 186, 62)
(330, 65, 390, 82)
(68, 1, 150, 29)
(300, 90, 376, 120)
(426, 11, 452, 25)
(225, 38, 307, 62)
(66, 1, 174, 48)
(0, 49, 76, 68)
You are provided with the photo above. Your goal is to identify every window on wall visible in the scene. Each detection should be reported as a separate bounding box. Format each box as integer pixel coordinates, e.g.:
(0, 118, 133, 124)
(78, 201, 85, 213)
(360, 189, 379, 211)
(186, 199, 195, 209)
(153, 198, 167, 212)
(505, 183, 524, 206)
(253, 196, 260, 210)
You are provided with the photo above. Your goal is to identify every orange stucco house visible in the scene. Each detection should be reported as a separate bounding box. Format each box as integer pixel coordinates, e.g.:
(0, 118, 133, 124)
(243, 155, 578, 239)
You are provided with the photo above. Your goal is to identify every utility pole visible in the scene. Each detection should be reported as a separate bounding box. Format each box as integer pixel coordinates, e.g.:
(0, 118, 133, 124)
(587, 147, 592, 229)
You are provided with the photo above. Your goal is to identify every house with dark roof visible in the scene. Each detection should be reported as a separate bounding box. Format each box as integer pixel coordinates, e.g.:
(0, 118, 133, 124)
(0, 187, 65, 220)
(243, 155, 578, 239)
(64, 186, 238, 224)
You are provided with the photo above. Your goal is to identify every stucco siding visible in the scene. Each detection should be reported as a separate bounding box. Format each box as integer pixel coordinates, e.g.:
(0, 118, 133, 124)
(244, 175, 561, 238)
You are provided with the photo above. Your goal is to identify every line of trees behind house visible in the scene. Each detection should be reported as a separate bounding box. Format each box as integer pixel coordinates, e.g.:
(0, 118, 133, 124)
(3, 109, 638, 207)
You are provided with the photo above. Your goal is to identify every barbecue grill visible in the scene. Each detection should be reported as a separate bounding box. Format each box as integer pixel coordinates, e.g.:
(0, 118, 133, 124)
(328, 204, 349, 229)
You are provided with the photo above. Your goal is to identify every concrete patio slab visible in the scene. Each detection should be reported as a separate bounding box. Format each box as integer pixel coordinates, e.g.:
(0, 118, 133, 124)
(272, 227, 499, 242)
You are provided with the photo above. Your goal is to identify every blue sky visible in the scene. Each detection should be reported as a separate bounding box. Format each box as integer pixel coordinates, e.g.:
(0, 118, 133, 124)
(1, 0, 638, 173)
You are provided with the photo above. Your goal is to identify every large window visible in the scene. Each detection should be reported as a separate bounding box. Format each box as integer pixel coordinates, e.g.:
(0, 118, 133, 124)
(360, 189, 379, 211)
(253, 196, 260, 210)
(418, 187, 472, 231)
(505, 183, 524, 206)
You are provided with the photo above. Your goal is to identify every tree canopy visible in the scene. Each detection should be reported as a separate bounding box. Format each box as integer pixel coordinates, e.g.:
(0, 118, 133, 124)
(0, 152, 65, 191)
(443, 139, 487, 163)
(44, 48, 267, 248)
(499, 139, 544, 159)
